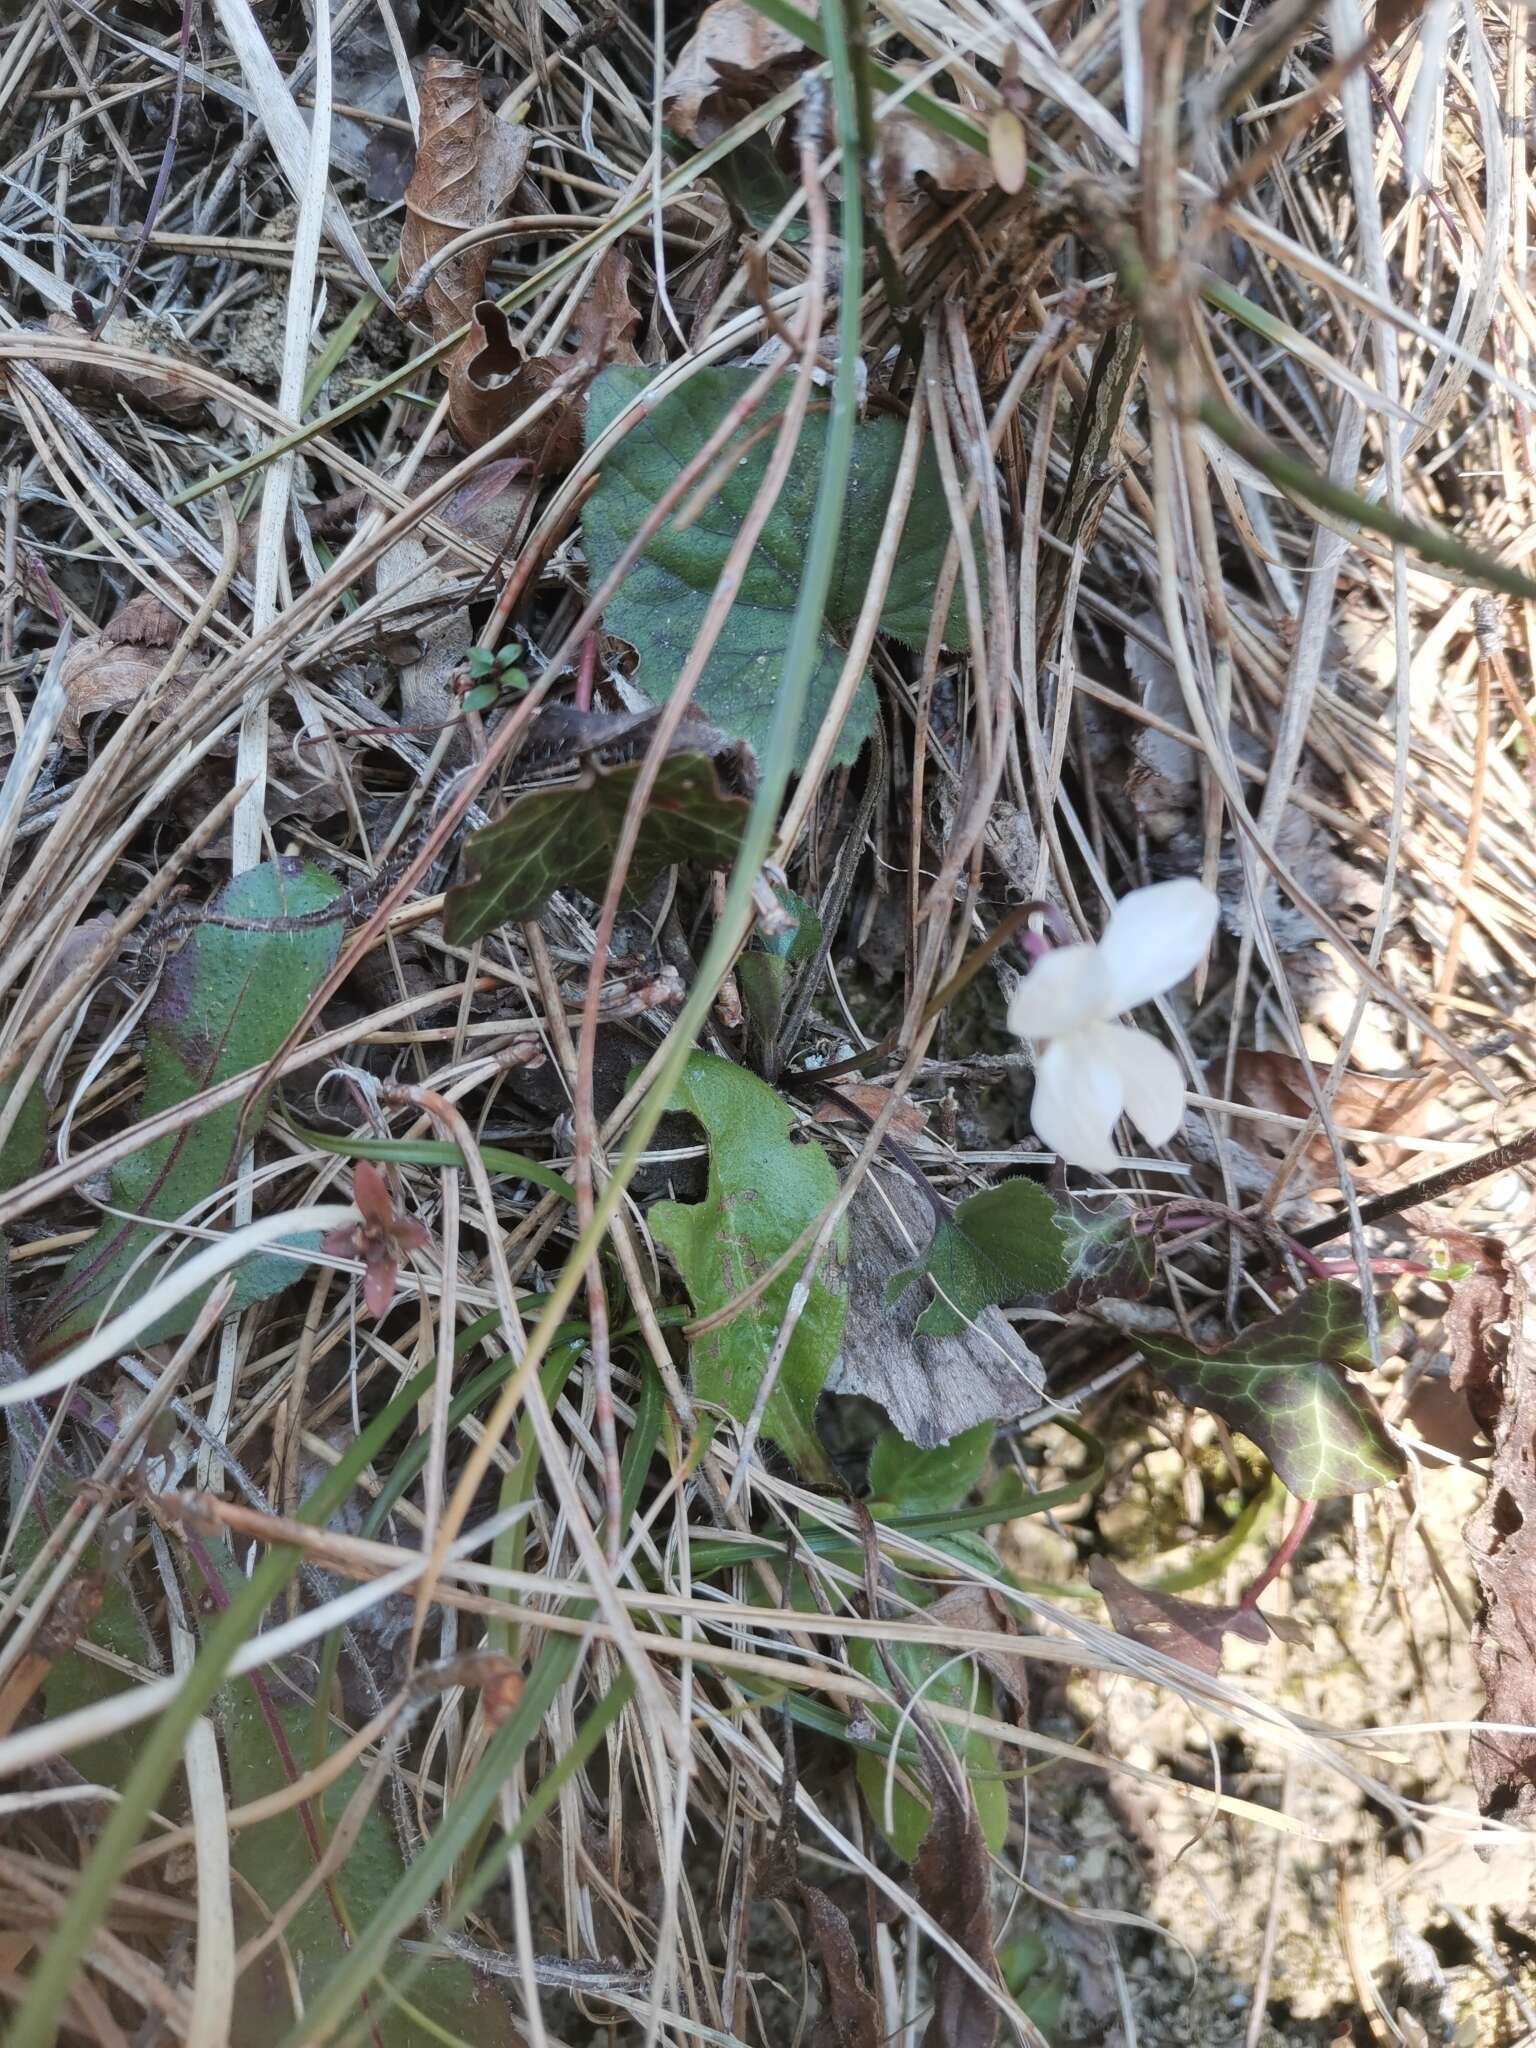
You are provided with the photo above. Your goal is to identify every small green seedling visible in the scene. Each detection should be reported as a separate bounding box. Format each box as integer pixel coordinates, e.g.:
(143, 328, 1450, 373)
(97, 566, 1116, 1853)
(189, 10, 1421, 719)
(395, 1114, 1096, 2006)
(461, 643, 530, 714)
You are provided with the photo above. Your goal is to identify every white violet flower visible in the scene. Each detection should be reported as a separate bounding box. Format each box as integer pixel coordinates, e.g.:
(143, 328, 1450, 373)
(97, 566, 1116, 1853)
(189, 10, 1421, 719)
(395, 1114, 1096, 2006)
(1007, 878, 1219, 1174)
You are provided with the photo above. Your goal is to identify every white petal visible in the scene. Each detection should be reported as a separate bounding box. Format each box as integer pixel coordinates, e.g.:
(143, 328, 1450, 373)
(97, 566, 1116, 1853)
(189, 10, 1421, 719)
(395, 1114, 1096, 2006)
(1029, 1033, 1123, 1173)
(1007, 944, 1113, 1040)
(1095, 1022, 1188, 1146)
(1097, 878, 1219, 1013)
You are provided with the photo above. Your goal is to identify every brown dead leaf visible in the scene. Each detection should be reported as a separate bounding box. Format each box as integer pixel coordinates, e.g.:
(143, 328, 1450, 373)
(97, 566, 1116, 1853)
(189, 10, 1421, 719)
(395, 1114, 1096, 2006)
(825, 1170, 1044, 1449)
(1454, 1239, 1536, 1823)
(909, 1717, 998, 2048)
(1224, 1050, 1434, 1184)
(448, 302, 572, 459)
(376, 456, 533, 746)
(50, 513, 269, 748)
(758, 1708, 880, 2048)
(447, 248, 641, 454)
(662, 0, 815, 146)
(1374, 0, 1426, 45)
(808, 1084, 930, 1142)
(876, 90, 993, 249)
(400, 56, 532, 342)
(1436, 1227, 1513, 1437)
(57, 634, 201, 751)
(573, 246, 643, 368)
(34, 313, 214, 424)
(757, 1848, 880, 2048)
(1088, 1557, 1287, 1677)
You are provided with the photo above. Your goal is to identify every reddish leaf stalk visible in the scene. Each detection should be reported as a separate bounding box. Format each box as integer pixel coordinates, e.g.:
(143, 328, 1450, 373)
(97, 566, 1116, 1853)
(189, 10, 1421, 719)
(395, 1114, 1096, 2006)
(1235, 1497, 1315, 1618)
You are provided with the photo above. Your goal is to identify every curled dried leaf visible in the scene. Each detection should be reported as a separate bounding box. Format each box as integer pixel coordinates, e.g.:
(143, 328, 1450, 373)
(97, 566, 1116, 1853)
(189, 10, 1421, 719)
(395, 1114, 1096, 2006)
(57, 634, 201, 751)
(661, 0, 814, 145)
(808, 1084, 931, 1141)
(1439, 1233, 1536, 1823)
(875, 80, 994, 249)
(400, 56, 532, 341)
(572, 247, 643, 368)
(447, 250, 641, 455)
(1226, 1050, 1434, 1185)
(447, 302, 579, 462)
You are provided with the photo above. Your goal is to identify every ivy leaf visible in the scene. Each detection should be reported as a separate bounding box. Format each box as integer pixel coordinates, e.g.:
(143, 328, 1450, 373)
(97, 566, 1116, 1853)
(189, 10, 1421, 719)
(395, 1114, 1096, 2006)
(1139, 1280, 1406, 1499)
(445, 748, 751, 940)
(649, 1052, 845, 1474)
(584, 366, 979, 768)
(32, 859, 345, 1360)
(868, 1421, 993, 1515)
(890, 1177, 1070, 1338)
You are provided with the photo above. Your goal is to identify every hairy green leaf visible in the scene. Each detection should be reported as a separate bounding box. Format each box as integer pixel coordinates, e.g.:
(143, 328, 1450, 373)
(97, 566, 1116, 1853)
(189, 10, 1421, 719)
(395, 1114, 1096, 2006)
(33, 859, 345, 1360)
(0, 1076, 47, 1196)
(584, 365, 977, 767)
(1140, 1280, 1406, 1499)
(868, 1421, 993, 1515)
(649, 1052, 845, 1472)
(1037, 1184, 1156, 1312)
(890, 1176, 1070, 1337)
(445, 749, 750, 940)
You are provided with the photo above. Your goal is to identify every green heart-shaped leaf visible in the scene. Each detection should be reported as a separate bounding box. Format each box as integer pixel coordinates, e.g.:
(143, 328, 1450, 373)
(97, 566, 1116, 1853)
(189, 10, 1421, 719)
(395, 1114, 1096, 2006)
(649, 1052, 845, 1473)
(890, 1176, 1070, 1337)
(584, 366, 979, 768)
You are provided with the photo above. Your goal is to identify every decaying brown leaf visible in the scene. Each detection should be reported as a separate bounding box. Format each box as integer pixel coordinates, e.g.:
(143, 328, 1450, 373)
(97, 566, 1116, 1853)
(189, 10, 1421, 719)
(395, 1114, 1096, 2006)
(908, 1706, 999, 2048)
(825, 1169, 1044, 1450)
(661, 0, 814, 146)
(51, 517, 270, 748)
(572, 246, 644, 368)
(1374, 0, 1426, 45)
(876, 89, 994, 249)
(808, 1083, 930, 1142)
(758, 1708, 880, 2048)
(375, 455, 533, 745)
(32, 312, 215, 424)
(400, 56, 532, 342)
(1437, 1226, 1515, 1432)
(1087, 1557, 1297, 1677)
(57, 635, 200, 751)
(757, 1847, 880, 2048)
(447, 303, 572, 459)
(1221, 1050, 1434, 1188)
(447, 250, 641, 454)
(1443, 1233, 1536, 1823)
(922, 1584, 1025, 1707)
